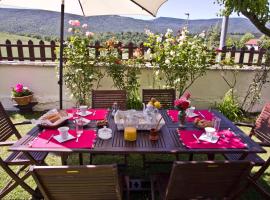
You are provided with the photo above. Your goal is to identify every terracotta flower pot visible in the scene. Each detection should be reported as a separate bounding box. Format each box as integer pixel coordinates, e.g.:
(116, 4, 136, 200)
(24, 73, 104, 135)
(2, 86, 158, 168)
(12, 95, 33, 105)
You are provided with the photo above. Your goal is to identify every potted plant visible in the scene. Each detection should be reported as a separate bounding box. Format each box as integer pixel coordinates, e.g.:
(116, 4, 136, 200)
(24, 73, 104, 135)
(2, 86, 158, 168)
(11, 83, 33, 105)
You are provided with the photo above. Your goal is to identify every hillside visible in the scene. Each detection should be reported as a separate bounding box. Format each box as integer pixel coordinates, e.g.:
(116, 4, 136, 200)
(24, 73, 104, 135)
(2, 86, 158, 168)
(0, 8, 261, 37)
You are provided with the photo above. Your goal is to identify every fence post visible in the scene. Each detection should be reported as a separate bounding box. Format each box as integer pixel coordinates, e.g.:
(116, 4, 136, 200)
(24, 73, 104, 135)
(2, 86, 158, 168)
(248, 47, 255, 66)
(117, 42, 123, 59)
(128, 42, 134, 59)
(231, 46, 236, 61)
(50, 40, 56, 61)
(6, 40, 13, 61)
(239, 46, 246, 64)
(257, 48, 264, 66)
(17, 40, 24, 61)
(221, 46, 227, 61)
(39, 40, 46, 62)
(0, 45, 2, 61)
(95, 41, 100, 58)
(28, 40, 35, 61)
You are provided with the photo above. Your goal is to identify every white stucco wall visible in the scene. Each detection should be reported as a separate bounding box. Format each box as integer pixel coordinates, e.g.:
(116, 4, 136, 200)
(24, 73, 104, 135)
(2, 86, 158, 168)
(0, 61, 269, 112)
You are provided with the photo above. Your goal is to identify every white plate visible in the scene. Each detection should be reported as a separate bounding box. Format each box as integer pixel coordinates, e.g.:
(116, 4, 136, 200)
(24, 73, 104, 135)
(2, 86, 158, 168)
(53, 133, 75, 143)
(75, 118, 91, 126)
(199, 133, 219, 144)
(187, 112, 199, 118)
(76, 110, 92, 117)
(98, 127, 112, 140)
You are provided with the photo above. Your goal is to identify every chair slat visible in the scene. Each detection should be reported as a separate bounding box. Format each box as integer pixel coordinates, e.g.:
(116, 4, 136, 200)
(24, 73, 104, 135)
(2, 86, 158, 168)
(31, 164, 122, 200)
(152, 161, 252, 200)
(142, 89, 175, 109)
(0, 102, 21, 141)
(92, 90, 127, 110)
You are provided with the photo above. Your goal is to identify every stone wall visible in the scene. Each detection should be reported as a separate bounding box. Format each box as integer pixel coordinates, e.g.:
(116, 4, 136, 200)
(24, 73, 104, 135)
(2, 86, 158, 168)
(0, 61, 269, 112)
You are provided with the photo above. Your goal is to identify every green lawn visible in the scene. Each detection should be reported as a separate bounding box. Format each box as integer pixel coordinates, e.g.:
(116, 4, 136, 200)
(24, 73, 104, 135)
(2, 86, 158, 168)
(0, 112, 269, 199)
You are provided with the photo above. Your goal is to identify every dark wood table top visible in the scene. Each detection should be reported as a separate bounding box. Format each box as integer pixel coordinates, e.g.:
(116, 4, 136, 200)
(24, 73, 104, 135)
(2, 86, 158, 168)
(9, 110, 266, 155)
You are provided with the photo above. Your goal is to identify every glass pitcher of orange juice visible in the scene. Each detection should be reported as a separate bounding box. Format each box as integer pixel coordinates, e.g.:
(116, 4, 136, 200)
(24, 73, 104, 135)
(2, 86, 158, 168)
(124, 114, 138, 141)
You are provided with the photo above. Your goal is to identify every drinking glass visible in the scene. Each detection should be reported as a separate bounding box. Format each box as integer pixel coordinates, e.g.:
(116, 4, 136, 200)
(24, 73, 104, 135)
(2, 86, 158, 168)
(213, 117, 221, 132)
(76, 117, 84, 137)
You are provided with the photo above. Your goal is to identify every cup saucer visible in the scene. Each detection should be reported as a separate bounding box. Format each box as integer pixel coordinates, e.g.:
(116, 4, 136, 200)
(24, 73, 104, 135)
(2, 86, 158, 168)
(76, 110, 92, 117)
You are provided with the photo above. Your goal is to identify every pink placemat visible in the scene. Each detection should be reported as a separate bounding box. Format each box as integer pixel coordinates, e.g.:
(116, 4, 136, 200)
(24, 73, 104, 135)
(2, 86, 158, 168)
(167, 109, 214, 122)
(178, 129, 247, 149)
(66, 109, 108, 120)
(30, 129, 96, 149)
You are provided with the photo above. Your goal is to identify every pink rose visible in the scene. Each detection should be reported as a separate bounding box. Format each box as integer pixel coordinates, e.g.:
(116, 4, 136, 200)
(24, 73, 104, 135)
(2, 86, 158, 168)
(85, 31, 94, 38)
(15, 83, 23, 93)
(69, 20, 80, 27)
(73, 20, 80, 27)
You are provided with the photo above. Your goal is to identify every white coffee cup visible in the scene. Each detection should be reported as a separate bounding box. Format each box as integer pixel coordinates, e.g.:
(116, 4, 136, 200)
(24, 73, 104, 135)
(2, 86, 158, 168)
(58, 126, 69, 139)
(79, 105, 88, 115)
(186, 106, 195, 116)
(205, 127, 216, 138)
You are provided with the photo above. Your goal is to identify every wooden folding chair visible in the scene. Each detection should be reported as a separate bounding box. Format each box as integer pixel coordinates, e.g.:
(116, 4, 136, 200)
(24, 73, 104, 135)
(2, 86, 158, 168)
(92, 90, 127, 110)
(31, 164, 128, 200)
(224, 103, 270, 198)
(142, 89, 176, 109)
(150, 161, 253, 200)
(0, 102, 48, 199)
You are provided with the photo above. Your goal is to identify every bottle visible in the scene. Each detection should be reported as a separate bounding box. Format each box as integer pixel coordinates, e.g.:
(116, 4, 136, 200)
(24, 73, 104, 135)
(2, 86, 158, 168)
(111, 102, 118, 117)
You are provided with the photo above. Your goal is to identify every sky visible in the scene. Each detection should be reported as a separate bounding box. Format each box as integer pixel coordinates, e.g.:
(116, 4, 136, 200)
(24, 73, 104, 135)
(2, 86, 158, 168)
(124, 0, 241, 20)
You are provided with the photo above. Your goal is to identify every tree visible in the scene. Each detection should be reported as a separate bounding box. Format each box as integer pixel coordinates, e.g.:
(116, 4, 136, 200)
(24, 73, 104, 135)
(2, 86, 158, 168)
(216, 0, 270, 36)
(259, 35, 270, 48)
(239, 32, 255, 47)
(206, 24, 221, 48)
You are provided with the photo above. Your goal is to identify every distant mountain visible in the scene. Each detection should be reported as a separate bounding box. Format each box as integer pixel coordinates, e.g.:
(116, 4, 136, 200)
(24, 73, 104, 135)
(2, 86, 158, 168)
(0, 8, 261, 37)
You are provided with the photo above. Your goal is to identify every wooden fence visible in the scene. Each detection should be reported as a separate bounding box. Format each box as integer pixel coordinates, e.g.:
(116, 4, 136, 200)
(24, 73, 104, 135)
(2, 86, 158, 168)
(0, 39, 267, 66)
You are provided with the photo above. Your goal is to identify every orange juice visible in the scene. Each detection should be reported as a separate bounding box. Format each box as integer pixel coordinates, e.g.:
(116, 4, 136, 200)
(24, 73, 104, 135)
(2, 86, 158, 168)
(124, 127, 137, 141)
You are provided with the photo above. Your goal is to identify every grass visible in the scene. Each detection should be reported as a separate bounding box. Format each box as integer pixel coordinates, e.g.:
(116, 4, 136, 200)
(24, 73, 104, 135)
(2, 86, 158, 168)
(0, 112, 269, 199)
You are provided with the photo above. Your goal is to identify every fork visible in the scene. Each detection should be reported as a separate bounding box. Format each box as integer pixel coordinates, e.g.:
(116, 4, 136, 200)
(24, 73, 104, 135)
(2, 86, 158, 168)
(198, 111, 205, 119)
(76, 133, 82, 142)
(46, 134, 54, 144)
(193, 134, 200, 143)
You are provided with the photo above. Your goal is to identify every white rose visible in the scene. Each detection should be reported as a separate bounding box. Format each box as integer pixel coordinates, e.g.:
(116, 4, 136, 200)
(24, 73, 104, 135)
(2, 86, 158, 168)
(170, 51, 175, 56)
(156, 36, 162, 43)
(165, 59, 171, 65)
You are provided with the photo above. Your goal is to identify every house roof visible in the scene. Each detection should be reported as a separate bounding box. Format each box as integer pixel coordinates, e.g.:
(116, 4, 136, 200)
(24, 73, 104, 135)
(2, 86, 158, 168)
(245, 39, 260, 45)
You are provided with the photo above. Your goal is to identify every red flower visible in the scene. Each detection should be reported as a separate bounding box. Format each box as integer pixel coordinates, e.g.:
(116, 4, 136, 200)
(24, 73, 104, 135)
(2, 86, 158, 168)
(174, 97, 190, 110)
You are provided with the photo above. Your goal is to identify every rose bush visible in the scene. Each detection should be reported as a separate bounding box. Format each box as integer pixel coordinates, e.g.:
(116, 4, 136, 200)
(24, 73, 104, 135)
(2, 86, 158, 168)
(144, 28, 215, 97)
(62, 20, 103, 105)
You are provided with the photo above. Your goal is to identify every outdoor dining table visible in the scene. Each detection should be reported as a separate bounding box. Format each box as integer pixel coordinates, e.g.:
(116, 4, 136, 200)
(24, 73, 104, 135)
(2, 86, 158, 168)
(9, 109, 266, 165)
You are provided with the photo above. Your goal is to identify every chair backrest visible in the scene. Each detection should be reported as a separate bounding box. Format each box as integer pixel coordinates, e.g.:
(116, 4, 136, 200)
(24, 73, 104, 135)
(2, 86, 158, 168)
(253, 103, 270, 144)
(0, 102, 21, 142)
(31, 164, 121, 200)
(165, 161, 253, 200)
(92, 90, 127, 110)
(142, 89, 175, 109)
